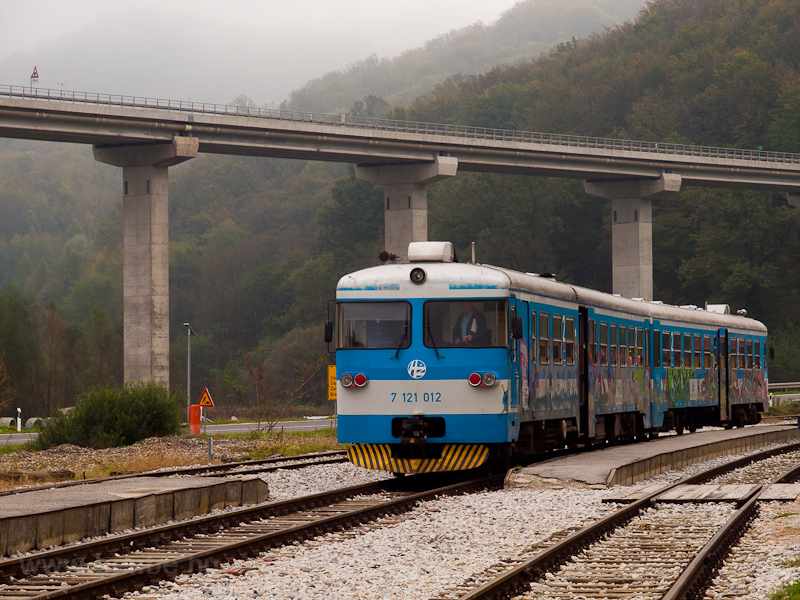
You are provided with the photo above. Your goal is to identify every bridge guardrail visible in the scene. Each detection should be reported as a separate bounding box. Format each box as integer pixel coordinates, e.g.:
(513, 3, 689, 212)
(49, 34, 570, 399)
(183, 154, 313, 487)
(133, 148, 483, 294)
(2, 84, 800, 165)
(770, 382, 800, 392)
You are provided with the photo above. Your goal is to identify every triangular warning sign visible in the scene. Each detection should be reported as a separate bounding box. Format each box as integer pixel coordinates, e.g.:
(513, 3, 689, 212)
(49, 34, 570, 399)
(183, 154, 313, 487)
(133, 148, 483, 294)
(31, 67, 38, 79)
(198, 388, 214, 407)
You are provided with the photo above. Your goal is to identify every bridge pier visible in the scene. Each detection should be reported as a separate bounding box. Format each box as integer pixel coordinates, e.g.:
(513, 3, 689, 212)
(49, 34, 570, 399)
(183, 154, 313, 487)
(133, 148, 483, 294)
(584, 174, 681, 301)
(355, 156, 458, 259)
(93, 137, 198, 385)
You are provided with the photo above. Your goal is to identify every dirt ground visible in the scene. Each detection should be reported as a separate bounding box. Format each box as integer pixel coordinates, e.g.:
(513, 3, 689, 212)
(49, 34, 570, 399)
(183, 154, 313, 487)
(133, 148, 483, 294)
(0, 435, 275, 484)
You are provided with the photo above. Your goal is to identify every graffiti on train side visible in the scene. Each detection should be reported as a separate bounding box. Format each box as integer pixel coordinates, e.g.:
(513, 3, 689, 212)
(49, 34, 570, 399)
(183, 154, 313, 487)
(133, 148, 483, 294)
(656, 366, 718, 407)
(729, 368, 768, 410)
(527, 363, 579, 415)
(589, 363, 651, 411)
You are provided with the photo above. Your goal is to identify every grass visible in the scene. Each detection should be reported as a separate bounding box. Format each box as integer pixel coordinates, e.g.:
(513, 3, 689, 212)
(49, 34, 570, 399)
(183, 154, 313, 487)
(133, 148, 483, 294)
(776, 512, 799, 519)
(0, 444, 26, 456)
(770, 580, 800, 599)
(217, 427, 345, 461)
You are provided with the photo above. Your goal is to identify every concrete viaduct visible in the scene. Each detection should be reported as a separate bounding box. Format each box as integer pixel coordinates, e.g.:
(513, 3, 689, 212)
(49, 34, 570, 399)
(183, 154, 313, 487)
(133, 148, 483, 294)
(1, 85, 799, 385)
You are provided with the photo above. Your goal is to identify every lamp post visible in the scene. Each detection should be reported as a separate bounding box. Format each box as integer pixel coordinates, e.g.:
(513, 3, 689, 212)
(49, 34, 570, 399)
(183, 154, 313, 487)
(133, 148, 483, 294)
(183, 322, 196, 425)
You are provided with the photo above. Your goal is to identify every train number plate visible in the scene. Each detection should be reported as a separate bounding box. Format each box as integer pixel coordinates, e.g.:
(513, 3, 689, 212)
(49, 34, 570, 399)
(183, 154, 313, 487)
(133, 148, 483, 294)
(391, 392, 442, 403)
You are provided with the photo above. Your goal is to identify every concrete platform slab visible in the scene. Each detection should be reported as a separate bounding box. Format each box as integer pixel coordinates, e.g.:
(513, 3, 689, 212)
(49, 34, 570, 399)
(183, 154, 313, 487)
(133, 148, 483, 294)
(521, 425, 799, 487)
(0, 475, 268, 557)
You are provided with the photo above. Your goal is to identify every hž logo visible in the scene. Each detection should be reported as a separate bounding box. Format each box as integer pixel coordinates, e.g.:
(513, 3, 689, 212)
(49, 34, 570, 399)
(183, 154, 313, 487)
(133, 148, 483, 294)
(407, 359, 427, 379)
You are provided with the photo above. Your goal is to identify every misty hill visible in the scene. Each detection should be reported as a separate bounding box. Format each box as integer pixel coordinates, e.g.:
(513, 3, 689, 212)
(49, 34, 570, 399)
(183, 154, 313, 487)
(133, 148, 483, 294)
(284, 0, 645, 113)
(0, 9, 387, 106)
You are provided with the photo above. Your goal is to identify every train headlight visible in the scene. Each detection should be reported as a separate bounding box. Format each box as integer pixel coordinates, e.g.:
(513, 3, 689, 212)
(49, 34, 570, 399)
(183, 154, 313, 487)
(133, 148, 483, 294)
(354, 373, 368, 387)
(468, 372, 482, 387)
(410, 268, 426, 284)
(482, 372, 496, 387)
(341, 373, 354, 387)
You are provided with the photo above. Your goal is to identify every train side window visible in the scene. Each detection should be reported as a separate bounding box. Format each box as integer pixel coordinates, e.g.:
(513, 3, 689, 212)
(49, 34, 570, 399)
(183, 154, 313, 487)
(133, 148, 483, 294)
(738, 338, 746, 368)
(703, 335, 712, 368)
(730, 338, 738, 369)
(600, 321, 608, 367)
(755, 340, 761, 368)
(654, 330, 662, 368)
(746, 339, 753, 369)
(694, 334, 702, 368)
(619, 325, 627, 368)
(683, 333, 691, 369)
(553, 315, 563, 364)
(629, 327, 637, 366)
(531, 311, 537, 363)
(670, 333, 678, 367)
(636, 328, 644, 366)
(610, 324, 618, 367)
(565, 317, 575, 365)
(539, 312, 550, 364)
(662, 331, 671, 367)
(589, 319, 597, 366)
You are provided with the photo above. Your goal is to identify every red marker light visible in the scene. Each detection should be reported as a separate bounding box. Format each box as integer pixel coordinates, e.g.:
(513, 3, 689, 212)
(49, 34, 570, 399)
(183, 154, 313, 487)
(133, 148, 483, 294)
(354, 373, 368, 387)
(468, 372, 482, 387)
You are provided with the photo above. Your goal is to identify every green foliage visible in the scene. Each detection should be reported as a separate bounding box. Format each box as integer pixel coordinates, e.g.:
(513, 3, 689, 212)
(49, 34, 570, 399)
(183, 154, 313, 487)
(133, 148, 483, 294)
(35, 382, 183, 449)
(769, 579, 800, 599)
(282, 0, 644, 114)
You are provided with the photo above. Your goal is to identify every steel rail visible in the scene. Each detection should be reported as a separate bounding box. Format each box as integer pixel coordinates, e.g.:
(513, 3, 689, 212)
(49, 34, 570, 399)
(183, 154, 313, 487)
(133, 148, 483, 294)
(1, 84, 798, 165)
(0, 478, 391, 580)
(0, 473, 504, 599)
(0, 449, 348, 498)
(662, 455, 800, 599)
(455, 440, 800, 600)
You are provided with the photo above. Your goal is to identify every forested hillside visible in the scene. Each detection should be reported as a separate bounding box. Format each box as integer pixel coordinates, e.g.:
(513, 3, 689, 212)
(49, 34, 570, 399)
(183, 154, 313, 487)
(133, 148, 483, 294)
(0, 0, 799, 418)
(283, 0, 644, 113)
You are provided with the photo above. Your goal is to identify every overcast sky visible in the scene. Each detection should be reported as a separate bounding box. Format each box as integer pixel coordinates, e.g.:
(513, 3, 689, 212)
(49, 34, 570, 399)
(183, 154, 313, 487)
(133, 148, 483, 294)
(0, 1, 521, 104)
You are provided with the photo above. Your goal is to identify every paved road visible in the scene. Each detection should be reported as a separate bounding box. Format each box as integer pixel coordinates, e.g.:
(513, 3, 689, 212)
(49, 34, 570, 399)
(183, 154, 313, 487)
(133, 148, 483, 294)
(0, 418, 338, 446)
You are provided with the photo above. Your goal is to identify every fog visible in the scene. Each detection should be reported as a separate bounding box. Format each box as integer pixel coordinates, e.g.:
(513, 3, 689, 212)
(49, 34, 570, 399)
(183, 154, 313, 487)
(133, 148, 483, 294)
(0, 0, 521, 105)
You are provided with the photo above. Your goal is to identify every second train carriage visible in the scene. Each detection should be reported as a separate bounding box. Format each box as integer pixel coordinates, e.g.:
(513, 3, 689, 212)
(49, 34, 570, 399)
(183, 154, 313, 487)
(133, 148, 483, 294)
(329, 242, 769, 474)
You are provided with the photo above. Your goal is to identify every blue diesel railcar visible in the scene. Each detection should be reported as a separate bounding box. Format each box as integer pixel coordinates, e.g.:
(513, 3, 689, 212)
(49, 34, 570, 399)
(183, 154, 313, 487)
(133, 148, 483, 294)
(328, 242, 768, 474)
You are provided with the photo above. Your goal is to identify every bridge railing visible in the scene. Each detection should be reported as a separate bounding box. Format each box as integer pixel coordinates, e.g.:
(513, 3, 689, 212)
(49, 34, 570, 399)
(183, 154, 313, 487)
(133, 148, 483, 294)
(2, 84, 800, 165)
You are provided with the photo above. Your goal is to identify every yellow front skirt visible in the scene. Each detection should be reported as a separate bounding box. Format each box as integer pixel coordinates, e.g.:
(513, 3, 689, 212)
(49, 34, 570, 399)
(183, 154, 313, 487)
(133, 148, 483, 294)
(347, 443, 490, 474)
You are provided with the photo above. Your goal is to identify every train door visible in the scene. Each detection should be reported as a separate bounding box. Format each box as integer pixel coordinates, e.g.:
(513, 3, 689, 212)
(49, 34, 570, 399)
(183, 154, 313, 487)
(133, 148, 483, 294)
(718, 329, 729, 421)
(508, 297, 525, 439)
(578, 306, 592, 439)
(516, 299, 530, 412)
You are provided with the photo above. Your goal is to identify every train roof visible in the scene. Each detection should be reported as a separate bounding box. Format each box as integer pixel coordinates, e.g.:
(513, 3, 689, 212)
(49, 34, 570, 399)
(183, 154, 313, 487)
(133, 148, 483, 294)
(337, 246, 767, 334)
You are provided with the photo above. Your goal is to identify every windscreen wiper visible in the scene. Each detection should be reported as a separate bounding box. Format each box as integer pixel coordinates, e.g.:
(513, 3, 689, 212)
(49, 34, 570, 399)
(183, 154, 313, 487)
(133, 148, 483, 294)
(427, 322, 444, 359)
(391, 322, 409, 360)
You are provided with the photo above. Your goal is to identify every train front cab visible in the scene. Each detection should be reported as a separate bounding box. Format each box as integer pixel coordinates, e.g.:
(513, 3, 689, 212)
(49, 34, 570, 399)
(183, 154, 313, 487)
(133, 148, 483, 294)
(335, 284, 518, 475)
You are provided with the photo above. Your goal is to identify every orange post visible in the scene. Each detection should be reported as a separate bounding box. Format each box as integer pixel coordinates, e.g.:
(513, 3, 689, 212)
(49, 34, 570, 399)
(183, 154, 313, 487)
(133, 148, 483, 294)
(190, 404, 202, 434)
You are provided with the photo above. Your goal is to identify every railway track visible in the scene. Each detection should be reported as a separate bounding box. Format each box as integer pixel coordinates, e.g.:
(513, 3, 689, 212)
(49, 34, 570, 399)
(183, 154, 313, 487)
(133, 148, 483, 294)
(430, 441, 800, 600)
(0, 472, 503, 600)
(0, 450, 349, 498)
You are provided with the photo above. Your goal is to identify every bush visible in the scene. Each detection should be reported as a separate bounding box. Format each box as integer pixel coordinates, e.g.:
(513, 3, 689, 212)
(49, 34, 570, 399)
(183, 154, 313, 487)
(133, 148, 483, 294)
(35, 381, 183, 449)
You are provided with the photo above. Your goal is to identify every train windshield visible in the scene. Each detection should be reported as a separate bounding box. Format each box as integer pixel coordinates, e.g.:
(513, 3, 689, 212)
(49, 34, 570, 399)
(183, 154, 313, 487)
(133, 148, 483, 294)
(337, 302, 411, 349)
(424, 299, 508, 348)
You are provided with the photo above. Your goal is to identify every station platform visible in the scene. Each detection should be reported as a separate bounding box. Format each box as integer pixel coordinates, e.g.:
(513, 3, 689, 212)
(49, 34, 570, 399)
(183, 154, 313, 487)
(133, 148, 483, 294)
(520, 424, 799, 487)
(0, 474, 268, 557)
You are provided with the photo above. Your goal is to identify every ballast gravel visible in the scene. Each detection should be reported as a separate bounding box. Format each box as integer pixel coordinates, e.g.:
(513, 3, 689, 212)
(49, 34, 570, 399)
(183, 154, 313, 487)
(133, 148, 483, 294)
(132, 483, 616, 600)
(125, 443, 800, 600)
